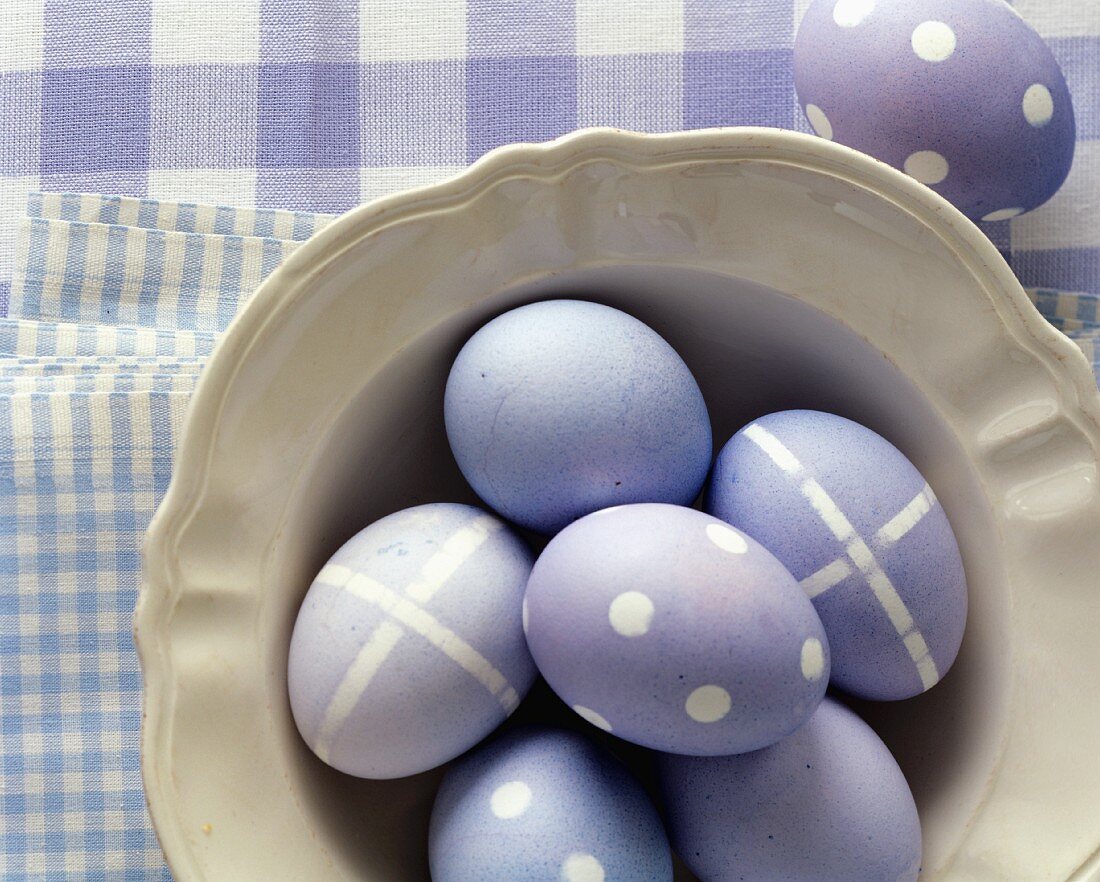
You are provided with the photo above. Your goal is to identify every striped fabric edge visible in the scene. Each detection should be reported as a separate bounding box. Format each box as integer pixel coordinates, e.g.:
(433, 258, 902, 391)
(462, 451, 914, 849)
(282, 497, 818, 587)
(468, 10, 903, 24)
(27, 192, 335, 241)
(1064, 327, 1099, 369)
(10, 217, 300, 335)
(0, 355, 206, 377)
(1026, 287, 1100, 326)
(0, 372, 199, 396)
(0, 390, 191, 488)
(1042, 316, 1100, 332)
(0, 318, 217, 358)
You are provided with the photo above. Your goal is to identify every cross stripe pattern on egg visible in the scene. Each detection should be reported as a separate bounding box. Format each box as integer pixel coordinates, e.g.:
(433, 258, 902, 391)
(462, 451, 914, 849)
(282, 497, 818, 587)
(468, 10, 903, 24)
(743, 423, 940, 691)
(800, 483, 939, 598)
(310, 514, 521, 764)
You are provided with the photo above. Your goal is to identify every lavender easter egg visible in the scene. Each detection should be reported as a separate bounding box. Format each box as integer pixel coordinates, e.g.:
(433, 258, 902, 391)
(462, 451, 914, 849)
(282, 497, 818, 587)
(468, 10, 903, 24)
(430, 726, 672, 882)
(287, 503, 536, 779)
(794, 0, 1075, 221)
(706, 410, 967, 701)
(444, 300, 711, 535)
(658, 697, 922, 882)
(524, 503, 830, 756)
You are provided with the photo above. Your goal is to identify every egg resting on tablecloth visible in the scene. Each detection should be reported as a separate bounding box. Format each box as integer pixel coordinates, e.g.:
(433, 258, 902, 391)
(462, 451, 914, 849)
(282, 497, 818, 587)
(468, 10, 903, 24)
(794, 0, 1075, 222)
(287, 502, 536, 779)
(523, 503, 830, 756)
(658, 697, 922, 882)
(444, 299, 712, 535)
(430, 726, 673, 882)
(706, 410, 967, 701)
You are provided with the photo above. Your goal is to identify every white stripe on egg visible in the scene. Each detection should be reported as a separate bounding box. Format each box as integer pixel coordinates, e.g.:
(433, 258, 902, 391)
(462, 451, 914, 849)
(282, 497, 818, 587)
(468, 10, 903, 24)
(405, 512, 503, 604)
(744, 422, 941, 691)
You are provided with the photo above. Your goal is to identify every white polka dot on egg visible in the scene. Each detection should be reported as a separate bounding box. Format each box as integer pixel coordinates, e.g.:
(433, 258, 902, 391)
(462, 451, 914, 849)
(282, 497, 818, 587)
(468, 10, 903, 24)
(832, 0, 875, 28)
(911, 21, 956, 62)
(801, 638, 826, 681)
(608, 591, 655, 637)
(490, 780, 532, 819)
(805, 104, 834, 140)
(1023, 83, 1054, 127)
(982, 207, 1024, 222)
(573, 705, 613, 732)
(903, 150, 949, 185)
(685, 685, 732, 723)
(706, 522, 748, 555)
(562, 852, 606, 882)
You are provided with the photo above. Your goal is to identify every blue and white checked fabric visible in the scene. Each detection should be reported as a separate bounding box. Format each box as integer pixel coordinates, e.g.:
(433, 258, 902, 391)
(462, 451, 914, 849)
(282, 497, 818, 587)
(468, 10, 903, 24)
(10, 217, 301, 334)
(1, 2, 1098, 879)
(1, 197, 319, 880)
(1, 0, 1098, 316)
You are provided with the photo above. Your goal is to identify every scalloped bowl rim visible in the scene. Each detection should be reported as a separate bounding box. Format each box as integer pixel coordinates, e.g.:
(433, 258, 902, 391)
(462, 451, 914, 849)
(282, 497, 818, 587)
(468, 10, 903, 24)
(135, 127, 1100, 881)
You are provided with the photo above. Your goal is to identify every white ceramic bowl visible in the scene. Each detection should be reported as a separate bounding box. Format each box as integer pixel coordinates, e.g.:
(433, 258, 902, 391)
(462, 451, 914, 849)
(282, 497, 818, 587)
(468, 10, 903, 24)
(135, 128, 1100, 882)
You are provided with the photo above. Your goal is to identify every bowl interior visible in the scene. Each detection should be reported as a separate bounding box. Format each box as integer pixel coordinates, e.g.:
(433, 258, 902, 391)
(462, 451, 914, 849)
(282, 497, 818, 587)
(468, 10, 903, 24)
(263, 264, 1009, 881)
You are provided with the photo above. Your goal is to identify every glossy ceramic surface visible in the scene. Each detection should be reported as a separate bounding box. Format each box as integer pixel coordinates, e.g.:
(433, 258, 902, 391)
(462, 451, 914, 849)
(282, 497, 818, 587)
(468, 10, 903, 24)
(135, 128, 1100, 882)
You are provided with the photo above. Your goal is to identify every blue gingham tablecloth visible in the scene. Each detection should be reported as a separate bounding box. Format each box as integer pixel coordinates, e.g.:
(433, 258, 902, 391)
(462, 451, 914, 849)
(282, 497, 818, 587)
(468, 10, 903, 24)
(1, 2, 1099, 879)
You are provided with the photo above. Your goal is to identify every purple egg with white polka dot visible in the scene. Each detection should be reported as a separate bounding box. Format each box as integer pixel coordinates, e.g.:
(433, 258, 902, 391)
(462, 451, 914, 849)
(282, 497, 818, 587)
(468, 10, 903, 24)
(658, 697, 922, 882)
(794, 0, 1075, 222)
(706, 410, 967, 702)
(287, 503, 536, 779)
(445, 300, 712, 535)
(430, 726, 673, 882)
(524, 503, 830, 756)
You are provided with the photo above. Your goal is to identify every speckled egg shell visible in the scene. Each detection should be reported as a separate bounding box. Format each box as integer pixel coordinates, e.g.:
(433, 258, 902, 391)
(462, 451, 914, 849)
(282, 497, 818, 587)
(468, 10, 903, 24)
(430, 726, 673, 882)
(287, 503, 536, 779)
(706, 410, 967, 701)
(794, 0, 1075, 222)
(658, 697, 922, 882)
(444, 300, 712, 535)
(524, 503, 830, 756)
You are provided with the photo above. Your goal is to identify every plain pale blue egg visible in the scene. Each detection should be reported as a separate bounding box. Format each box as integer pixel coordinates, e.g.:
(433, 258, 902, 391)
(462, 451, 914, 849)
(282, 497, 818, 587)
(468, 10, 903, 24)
(706, 410, 967, 701)
(430, 726, 673, 882)
(658, 697, 922, 882)
(287, 503, 536, 779)
(524, 503, 830, 756)
(444, 300, 712, 534)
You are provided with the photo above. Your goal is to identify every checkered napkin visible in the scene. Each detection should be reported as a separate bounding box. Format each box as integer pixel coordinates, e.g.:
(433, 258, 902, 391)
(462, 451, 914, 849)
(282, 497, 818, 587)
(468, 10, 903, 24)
(2, 1, 1099, 878)
(2, 0, 1099, 316)
(0, 194, 333, 879)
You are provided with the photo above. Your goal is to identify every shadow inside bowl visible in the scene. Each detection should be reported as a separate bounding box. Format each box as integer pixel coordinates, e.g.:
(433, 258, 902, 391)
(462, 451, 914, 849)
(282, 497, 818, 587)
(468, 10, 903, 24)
(262, 265, 1009, 881)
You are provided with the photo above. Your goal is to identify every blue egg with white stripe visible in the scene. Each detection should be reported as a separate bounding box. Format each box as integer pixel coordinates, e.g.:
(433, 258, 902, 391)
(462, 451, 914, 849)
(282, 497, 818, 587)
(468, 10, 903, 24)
(430, 726, 673, 882)
(706, 410, 967, 701)
(287, 503, 537, 779)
